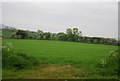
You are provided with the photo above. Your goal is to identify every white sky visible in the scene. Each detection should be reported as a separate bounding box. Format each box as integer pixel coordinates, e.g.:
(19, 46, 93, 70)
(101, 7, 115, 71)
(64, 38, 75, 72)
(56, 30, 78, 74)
(1, 1, 119, 39)
(1, 0, 119, 2)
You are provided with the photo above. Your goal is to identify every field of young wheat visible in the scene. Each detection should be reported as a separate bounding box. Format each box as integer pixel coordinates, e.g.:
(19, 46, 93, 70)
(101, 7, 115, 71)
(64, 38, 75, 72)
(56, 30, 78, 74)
(2, 39, 118, 79)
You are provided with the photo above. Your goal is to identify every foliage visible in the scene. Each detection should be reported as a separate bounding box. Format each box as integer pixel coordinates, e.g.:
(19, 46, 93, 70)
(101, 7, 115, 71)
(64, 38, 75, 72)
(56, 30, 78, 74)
(2, 43, 39, 70)
(97, 50, 119, 76)
(56, 32, 67, 41)
(2, 25, 118, 45)
(2, 26, 16, 38)
(16, 30, 28, 39)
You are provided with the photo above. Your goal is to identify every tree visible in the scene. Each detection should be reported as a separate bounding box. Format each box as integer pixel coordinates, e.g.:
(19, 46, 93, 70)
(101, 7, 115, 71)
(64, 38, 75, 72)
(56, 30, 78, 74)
(73, 28, 79, 41)
(66, 28, 74, 41)
(66, 28, 72, 35)
(57, 32, 67, 41)
(9, 27, 17, 32)
(73, 28, 79, 35)
(16, 30, 28, 39)
(79, 31, 82, 36)
(51, 33, 57, 40)
(37, 30, 43, 34)
(37, 30, 44, 39)
(43, 32, 51, 40)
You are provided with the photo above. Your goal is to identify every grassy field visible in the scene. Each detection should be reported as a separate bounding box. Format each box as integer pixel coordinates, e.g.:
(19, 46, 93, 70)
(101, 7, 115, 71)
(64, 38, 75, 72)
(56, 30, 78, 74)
(2, 39, 118, 79)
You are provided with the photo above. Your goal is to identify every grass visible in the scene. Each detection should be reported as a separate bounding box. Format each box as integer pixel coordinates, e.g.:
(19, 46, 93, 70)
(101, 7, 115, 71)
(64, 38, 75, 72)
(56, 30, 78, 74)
(2, 48, 39, 70)
(2, 39, 118, 79)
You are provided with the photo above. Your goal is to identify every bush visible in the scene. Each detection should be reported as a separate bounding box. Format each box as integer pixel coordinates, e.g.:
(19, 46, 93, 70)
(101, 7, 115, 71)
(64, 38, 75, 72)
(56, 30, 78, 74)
(97, 50, 119, 76)
(2, 48, 39, 70)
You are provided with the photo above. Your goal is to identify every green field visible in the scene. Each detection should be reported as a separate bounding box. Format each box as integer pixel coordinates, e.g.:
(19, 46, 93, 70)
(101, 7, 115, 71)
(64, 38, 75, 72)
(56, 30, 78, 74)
(2, 39, 118, 79)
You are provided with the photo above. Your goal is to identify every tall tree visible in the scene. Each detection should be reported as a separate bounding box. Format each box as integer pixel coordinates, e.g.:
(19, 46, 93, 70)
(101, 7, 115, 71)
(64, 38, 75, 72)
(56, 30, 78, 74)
(66, 28, 74, 41)
(73, 28, 79, 35)
(79, 31, 82, 36)
(73, 28, 79, 41)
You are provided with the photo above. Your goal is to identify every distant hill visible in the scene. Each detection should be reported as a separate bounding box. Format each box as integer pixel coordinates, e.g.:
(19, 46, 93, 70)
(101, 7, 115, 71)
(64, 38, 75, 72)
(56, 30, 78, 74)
(1, 24, 17, 38)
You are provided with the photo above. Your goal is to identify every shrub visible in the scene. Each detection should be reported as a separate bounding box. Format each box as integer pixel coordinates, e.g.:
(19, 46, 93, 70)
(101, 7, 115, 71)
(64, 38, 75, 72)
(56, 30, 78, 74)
(97, 50, 119, 76)
(2, 48, 39, 70)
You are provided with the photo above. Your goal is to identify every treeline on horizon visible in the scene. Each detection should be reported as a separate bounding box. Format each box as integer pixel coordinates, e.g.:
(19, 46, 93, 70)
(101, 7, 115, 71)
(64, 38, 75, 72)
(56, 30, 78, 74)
(1, 25, 119, 46)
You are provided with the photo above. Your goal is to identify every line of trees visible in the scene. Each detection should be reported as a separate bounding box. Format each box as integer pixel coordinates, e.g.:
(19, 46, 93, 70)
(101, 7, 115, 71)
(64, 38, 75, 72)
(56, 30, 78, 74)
(8, 28, 119, 46)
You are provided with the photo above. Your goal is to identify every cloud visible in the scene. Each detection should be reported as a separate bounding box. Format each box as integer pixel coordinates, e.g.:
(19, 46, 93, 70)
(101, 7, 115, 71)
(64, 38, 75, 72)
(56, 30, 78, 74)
(2, 2, 118, 38)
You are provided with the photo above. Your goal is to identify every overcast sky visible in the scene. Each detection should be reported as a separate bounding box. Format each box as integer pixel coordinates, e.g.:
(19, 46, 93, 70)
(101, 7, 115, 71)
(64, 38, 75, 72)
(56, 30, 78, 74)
(2, 2, 118, 38)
